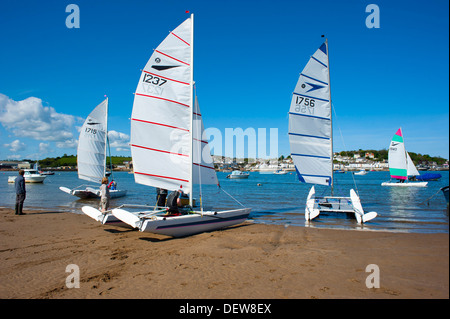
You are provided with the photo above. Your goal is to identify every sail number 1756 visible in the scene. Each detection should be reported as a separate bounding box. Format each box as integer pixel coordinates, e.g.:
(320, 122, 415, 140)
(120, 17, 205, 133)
(294, 96, 315, 114)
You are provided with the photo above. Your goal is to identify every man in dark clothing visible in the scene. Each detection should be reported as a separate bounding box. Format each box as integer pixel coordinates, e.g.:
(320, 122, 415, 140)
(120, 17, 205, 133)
(14, 170, 26, 215)
(156, 188, 168, 207)
(165, 189, 182, 215)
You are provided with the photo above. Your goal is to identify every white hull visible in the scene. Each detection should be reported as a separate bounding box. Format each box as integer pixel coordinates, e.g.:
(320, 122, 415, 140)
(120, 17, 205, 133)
(305, 186, 377, 224)
(8, 176, 46, 183)
(112, 208, 251, 237)
(8, 169, 47, 183)
(381, 181, 428, 187)
(60, 186, 127, 199)
(81, 206, 133, 228)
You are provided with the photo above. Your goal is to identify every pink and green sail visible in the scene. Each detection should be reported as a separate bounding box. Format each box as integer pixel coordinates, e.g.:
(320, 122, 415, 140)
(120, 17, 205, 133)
(388, 128, 408, 180)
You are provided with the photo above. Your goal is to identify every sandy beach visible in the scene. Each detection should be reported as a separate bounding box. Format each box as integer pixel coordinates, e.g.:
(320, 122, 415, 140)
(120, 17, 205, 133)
(0, 207, 448, 299)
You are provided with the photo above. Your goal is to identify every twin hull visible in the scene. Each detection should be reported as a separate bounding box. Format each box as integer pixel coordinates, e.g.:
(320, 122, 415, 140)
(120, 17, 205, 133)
(139, 208, 251, 237)
(72, 188, 127, 199)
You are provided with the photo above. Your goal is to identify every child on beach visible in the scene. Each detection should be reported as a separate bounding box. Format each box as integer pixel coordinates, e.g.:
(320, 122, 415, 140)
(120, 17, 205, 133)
(99, 177, 110, 212)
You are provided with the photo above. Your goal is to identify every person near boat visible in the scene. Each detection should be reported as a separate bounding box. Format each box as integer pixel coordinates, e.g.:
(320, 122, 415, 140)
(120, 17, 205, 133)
(156, 188, 168, 207)
(108, 179, 117, 190)
(165, 189, 183, 216)
(14, 170, 26, 215)
(99, 177, 110, 212)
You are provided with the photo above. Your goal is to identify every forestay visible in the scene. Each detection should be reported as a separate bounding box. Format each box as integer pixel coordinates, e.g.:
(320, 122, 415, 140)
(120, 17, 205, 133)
(77, 98, 108, 183)
(288, 42, 332, 186)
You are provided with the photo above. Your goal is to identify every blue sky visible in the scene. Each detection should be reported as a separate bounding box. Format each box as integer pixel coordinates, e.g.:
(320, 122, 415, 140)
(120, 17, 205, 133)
(0, 0, 448, 160)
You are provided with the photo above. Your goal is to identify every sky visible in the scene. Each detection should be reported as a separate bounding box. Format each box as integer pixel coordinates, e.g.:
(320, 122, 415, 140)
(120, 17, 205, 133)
(0, 0, 448, 161)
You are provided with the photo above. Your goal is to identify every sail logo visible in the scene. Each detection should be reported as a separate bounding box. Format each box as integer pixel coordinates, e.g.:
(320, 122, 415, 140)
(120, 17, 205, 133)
(86, 120, 100, 126)
(303, 82, 325, 93)
(151, 56, 181, 71)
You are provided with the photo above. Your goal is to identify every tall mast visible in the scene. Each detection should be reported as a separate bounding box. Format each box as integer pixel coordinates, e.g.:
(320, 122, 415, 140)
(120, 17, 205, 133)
(189, 13, 194, 206)
(325, 39, 334, 195)
(104, 97, 109, 179)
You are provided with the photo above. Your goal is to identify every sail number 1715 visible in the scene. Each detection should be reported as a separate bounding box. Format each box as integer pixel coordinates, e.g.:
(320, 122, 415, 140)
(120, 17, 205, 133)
(294, 96, 315, 114)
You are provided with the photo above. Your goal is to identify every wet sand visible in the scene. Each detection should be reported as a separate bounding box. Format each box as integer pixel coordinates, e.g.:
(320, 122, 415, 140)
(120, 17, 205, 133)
(0, 207, 448, 299)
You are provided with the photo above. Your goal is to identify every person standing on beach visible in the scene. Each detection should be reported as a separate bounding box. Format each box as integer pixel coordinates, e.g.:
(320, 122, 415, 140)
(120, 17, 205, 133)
(14, 170, 26, 215)
(99, 177, 110, 212)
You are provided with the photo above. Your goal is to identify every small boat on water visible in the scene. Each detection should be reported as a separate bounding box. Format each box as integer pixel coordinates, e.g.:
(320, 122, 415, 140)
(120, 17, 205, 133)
(273, 169, 287, 175)
(381, 128, 427, 187)
(410, 172, 442, 181)
(39, 171, 55, 175)
(353, 169, 367, 176)
(8, 168, 47, 183)
(227, 170, 250, 179)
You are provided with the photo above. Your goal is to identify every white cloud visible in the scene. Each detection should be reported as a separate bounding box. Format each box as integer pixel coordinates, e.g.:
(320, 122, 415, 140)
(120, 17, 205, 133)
(108, 130, 130, 150)
(7, 154, 21, 160)
(56, 139, 78, 149)
(0, 93, 81, 142)
(4, 139, 26, 152)
(39, 142, 51, 154)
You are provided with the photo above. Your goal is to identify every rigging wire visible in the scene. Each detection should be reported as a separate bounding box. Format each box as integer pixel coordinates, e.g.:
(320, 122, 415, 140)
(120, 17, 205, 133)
(331, 102, 360, 196)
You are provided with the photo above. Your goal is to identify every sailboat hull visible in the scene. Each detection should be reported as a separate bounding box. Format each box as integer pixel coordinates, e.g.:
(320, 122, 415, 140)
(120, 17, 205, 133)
(65, 187, 127, 199)
(136, 208, 250, 238)
(82, 206, 134, 228)
(381, 181, 428, 187)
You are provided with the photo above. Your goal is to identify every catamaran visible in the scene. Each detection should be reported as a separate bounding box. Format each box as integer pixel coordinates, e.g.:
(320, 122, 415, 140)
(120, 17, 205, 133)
(100, 14, 250, 237)
(288, 39, 377, 224)
(381, 128, 428, 187)
(60, 98, 127, 199)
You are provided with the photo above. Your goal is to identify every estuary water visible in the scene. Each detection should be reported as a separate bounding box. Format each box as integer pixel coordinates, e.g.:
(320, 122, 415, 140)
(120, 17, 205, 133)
(1, 170, 448, 234)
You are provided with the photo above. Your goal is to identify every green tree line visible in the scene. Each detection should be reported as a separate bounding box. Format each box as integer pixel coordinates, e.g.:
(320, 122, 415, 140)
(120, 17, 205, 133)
(30, 155, 132, 168)
(335, 150, 447, 165)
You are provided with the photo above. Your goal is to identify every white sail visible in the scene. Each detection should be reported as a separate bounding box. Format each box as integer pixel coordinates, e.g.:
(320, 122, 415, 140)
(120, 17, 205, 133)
(192, 95, 218, 185)
(131, 17, 193, 192)
(406, 152, 420, 176)
(288, 41, 332, 186)
(388, 128, 408, 180)
(77, 98, 108, 183)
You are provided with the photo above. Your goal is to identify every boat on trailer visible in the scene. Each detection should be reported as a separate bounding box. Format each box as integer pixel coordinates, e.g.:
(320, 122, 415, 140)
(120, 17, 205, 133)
(99, 14, 249, 237)
(288, 39, 376, 224)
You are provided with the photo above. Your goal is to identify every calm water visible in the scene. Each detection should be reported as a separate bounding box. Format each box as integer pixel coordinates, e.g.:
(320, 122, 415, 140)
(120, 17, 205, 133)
(1, 170, 448, 233)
